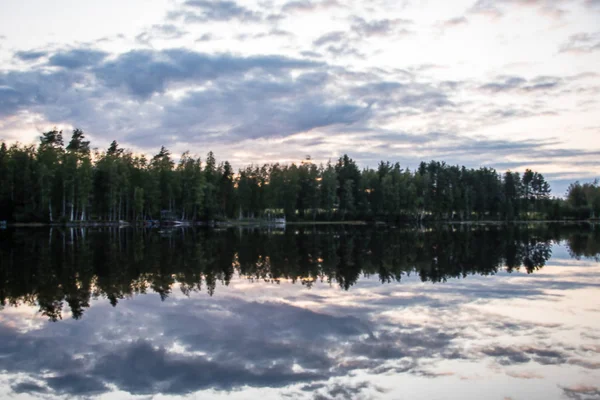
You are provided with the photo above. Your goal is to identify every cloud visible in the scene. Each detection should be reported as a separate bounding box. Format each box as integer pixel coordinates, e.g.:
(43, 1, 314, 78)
(48, 48, 109, 69)
(136, 24, 188, 44)
(91, 340, 325, 395)
(155, 74, 371, 144)
(469, 0, 503, 18)
(560, 32, 600, 54)
(351, 80, 454, 112)
(469, 0, 569, 19)
(310, 381, 386, 400)
(0, 69, 82, 118)
(237, 29, 294, 40)
(505, 371, 544, 379)
(195, 33, 216, 42)
(562, 385, 600, 400)
(94, 49, 320, 98)
(324, 43, 364, 58)
(0, 298, 371, 396)
(479, 75, 562, 92)
(310, 30, 367, 58)
(313, 31, 346, 47)
(10, 380, 49, 394)
(300, 50, 323, 58)
(46, 374, 107, 396)
(281, 0, 342, 13)
(168, 0, 263, 22)
(14, 50, 48, 62)
(440, 16, 469, 28)
(351, 17, 413, 37)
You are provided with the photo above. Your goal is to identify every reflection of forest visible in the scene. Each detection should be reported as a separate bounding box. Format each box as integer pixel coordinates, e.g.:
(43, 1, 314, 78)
(0, 225, 598, 321)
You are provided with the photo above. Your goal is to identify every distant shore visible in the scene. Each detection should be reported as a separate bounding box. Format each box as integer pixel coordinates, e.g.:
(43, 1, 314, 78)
(3, 219, 598, 229)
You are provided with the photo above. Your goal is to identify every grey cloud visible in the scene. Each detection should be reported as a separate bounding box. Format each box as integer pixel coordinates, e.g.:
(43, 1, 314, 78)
(479, 75, 561, 92)
(14, 50, 48, 62)
(469, 0, 568, 19)
(560, 32, 600, 54)
(196, 33, 215, 42)
(0, 69, 82, 117)
(270, 28, 293, 36)
(266, 13, 285, 22)
(301, 383, 327, 392)
(481, 346, 532, 364)
(46, 374, 107, 395)
(312, 381, 380, 400)
(562, 385, 600, 400)
(300, 50, 323, 58)
(0, 297, 369, 396)
(48, 48, 109, 69)
(409, 63, 446, 73)
(136, 24, 188, 44)
(324, 43, 364, 58)
(238, 29, 294, 40)
(469, 0, 503, 17)
(480, 76, 527, 92)
(310, 30, 365, 58)
(313, 31, 346, 46)
(10, 380, 49, 394)
(92, 340, 325, 394)
(440, 16, 469, 27)
(170, 0, 263, 22)
(351, 16, 413, 37)
(481, 344, 573, 367)
(282, 0, 342, 13)
(155, 74, 371, 144)
(95, 49, 320, 98)
(396, 92, 452, 110)
(351, 81, 454, 112)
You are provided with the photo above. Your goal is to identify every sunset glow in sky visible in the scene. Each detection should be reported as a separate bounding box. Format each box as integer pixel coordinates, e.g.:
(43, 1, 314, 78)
(1, 0, 599, 194)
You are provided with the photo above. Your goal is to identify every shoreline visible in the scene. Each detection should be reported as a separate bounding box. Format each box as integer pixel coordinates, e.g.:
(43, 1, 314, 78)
(3, 219, 598, 228)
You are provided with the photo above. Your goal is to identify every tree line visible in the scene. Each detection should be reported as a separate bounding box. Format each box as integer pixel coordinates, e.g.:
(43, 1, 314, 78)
(4, 224, 597, 321)
(0, 128, 596, 223)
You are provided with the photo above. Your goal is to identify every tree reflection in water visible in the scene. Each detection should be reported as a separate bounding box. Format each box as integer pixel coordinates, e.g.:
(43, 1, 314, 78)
(0, 224, 598, 321)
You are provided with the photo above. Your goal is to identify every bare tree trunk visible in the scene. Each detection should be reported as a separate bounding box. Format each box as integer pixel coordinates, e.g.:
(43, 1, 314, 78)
(70, 187, 75, 221)
(62, 186, 66, 219)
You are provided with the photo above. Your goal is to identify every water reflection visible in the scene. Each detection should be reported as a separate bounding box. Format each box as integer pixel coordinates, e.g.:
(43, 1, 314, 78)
(0, 224, 599, 400)
(1, 224, 586, 320)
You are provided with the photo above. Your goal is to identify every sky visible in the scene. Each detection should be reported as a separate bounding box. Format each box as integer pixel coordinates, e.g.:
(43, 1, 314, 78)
(0, 0, 599, 195)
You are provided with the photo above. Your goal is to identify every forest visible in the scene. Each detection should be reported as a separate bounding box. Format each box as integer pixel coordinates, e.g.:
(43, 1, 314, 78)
(1, 128, 599, 223)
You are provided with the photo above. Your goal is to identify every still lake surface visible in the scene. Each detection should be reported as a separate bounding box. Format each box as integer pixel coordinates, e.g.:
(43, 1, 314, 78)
(1, 224, 599, 400)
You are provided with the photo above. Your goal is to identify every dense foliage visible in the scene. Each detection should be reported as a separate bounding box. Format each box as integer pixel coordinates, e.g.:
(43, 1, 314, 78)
(3, 224, 598, 320)
(0, 129, 595, 222)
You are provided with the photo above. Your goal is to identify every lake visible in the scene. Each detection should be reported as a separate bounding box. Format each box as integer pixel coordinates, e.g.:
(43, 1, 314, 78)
(1, 224, 599, 399)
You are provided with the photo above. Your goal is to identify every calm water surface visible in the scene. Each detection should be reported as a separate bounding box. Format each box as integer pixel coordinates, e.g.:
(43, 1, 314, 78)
(1, 225, 599, 400)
